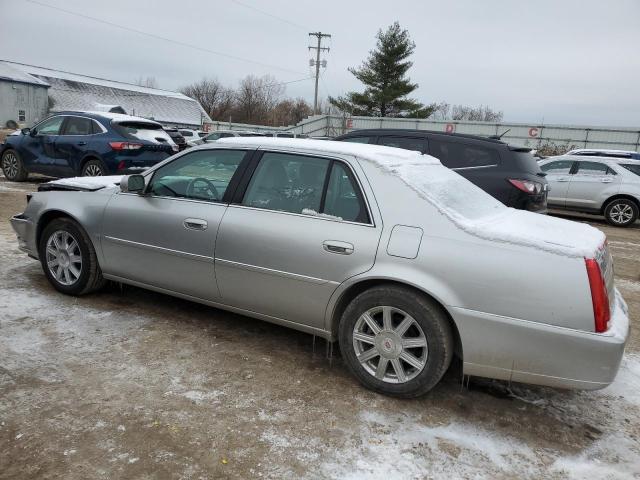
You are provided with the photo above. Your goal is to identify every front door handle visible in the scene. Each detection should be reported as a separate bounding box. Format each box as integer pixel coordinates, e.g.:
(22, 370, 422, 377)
(184, 218, 208, 231)
(601, 177, 613, 183)
(323, 240, 354, 255)
(77, 141, 87, 146)
(556, 177, 569, 182)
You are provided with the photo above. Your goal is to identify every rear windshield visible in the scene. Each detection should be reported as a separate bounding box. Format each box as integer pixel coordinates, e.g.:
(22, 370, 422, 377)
(510, 150, 542, 174)
(113, 121, 172, 144)
(179, 130, 194, 137)
(620, 163, 640, 176)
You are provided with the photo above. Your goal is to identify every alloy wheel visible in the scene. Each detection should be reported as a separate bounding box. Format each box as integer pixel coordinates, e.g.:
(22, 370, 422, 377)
(609, 203, 634, 225)
(45, 230, 83, 286)
(84, 164, 103, 176)
(352, 306, 428, 384)
(2, 152, 19, 179)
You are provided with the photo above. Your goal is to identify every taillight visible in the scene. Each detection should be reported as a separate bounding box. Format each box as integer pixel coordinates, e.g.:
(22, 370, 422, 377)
(109, 142, 143, 150)
(585, 258, 610, 333)
(508, 179, 543, 194)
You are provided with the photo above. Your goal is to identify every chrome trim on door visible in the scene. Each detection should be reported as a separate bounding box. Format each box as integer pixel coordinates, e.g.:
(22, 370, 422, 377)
(103, 235, 214, 262)
(184, 218, 208, 230)
(323, 240, 354, 255)
(215, 258, 338, 285)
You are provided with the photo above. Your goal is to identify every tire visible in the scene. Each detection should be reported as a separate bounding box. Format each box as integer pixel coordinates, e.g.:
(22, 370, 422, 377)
(81, 159, 107, 177)
(38, 218, 106, 295)
(1, 149, 28, 182)
(338, 285, 454, 398)
(604, 198, 639, 227)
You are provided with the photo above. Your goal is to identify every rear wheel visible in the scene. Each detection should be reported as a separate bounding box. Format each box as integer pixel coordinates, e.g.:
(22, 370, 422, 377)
(81, 159, 107, 177)
(39, 218, 105, 295)
(1, 149, 28, 181)
(604, 199, 638, 227)
(338, 285, 454, 398)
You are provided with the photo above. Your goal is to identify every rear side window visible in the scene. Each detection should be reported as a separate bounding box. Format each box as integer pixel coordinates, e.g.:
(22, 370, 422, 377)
(620, 163, 640, 176)
(429, 140, 500, 169)
(62, 116, 93, 135)
(576, 161, 616, 175)
(341, 136, 374, 144)
(540, 160, 574, 174)
(324, 163, 369, 223)
(377, 136, 426, 153)
(113, 121, 171, 144)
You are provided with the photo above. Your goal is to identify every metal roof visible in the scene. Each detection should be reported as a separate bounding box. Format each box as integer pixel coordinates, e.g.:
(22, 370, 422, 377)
(0, 61, 50, 87)
(2, 61, 211, 127)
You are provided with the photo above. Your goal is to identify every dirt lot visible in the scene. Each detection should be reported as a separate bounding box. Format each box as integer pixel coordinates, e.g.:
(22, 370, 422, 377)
(1, 176, 638, 480)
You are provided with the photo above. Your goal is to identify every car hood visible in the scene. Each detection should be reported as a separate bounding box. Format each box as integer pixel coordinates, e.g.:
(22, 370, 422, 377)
(38, 176, 124, 192)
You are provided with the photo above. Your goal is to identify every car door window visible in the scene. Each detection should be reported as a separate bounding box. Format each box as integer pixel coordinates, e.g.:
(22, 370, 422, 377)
(378, 136, 426, 152)
(242, 152, 329, 215)
(620, 164, 640, 176)
(62, 116, 93, 135)
(149, 149, 247, 202)
(575, 161, 616, 176)
(341, 136, 374, 144)
(429, 140, 500, 168)
(540, 160, 574, 174)
(323, 162, 370, 223)
(35, 116, 64, 135)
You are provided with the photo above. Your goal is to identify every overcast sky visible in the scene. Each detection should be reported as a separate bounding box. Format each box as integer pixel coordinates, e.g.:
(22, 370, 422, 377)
(2, 0, 639, 126)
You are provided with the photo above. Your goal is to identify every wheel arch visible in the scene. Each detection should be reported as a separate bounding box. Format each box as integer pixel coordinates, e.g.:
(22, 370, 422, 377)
(601, 194, 640, 214)
(36, 210, 86, 250)
(328, 278, 463, 360)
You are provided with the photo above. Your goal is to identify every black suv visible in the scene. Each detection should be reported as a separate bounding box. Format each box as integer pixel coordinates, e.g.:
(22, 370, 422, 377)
(335, 129, 548, 212)
(164, 128, 187, 151)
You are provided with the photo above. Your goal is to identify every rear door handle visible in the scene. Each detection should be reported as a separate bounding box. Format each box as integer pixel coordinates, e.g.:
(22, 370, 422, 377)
(323, 240, 354, 255)
(184, 218, 208, 231)
(556, 177, 570, 182)
(77, 141, 87, 146)
(601, 177, 613, 183)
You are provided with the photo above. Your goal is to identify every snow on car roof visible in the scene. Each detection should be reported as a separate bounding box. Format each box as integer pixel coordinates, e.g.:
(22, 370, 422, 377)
(220, 138, 605, 258)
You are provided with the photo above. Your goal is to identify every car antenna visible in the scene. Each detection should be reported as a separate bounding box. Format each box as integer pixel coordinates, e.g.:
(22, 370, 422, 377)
(488, 128, 511, 140)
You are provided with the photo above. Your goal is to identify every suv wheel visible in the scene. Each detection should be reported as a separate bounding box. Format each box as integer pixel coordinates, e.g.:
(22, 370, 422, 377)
(81, 159, 107, 177)
(1, 150, 28, 181)
(338, 285, 453, 398)
(604, 199, 638, 227)
(39, 218, 106, 295)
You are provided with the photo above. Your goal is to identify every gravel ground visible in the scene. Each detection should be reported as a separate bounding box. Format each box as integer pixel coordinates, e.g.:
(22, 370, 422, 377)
(1, 176, 639, 480)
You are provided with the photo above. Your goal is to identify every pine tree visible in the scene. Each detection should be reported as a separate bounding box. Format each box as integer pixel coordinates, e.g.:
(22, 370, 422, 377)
(330, 22, 434, 118)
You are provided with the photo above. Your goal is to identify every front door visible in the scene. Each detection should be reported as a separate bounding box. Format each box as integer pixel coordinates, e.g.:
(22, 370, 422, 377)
(215, 150, 381, 329)
(21, 116, 65, 174)
(565, 161, 621, 210)
(101, 148, 251, 300)
(540, 159, 575, 207)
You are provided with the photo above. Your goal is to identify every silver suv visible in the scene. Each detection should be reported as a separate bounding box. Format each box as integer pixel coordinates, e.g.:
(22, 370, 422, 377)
(540, 155, 640, 227)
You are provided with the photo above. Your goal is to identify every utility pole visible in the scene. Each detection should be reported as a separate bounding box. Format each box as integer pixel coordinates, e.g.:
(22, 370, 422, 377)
(308, 32, 331, 114)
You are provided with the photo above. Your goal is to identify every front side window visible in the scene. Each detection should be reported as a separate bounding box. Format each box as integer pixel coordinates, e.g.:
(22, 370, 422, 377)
(63, 116, 93, 135)
(149, 149, 246, 202)
(378, 136, 426, 152)
(540, 160, 574, 174)
(35, 116, 65, 135)
(576, 161, 616, 176)
(429, 140, 500, 169)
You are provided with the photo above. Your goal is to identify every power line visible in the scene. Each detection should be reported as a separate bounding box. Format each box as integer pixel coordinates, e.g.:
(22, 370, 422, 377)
(24, 0, 305, 76)
(228, 0, 309, 31)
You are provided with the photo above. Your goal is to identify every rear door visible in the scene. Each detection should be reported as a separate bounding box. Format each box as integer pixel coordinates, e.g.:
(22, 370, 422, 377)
(377, 135, 427, 153)
(55, 116, 96, 175)
(540, 160, 575, 207)
(20, 116, 65, 174)
(565, 161, 621, 210)
(214, 150, 380, 330)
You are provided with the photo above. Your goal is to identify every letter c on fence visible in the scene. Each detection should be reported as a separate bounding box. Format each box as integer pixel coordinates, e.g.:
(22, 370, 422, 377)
(528, 127, 539, 137)
(445, 124, 455, 133)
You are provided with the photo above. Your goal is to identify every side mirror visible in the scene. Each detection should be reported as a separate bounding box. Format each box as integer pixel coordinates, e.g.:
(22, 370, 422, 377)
(120, 174, 145, 193)
(21, 127, 31, 136)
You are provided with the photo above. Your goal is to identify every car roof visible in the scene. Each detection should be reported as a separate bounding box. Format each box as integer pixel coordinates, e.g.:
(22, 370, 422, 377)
(53, 110, 162, 125)
(567, 148, 638, 156)
(337, 128, 509, 145)
(543, 155, 625, 165)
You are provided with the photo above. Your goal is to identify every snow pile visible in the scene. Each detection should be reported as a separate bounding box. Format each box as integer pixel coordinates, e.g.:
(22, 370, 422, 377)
(219, 137, 605, 258)
(44, 175, 123, 191)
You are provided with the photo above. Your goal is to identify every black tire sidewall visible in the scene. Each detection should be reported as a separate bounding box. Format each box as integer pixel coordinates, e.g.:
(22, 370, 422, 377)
(338, 286, 453, 398)
(605, 199, 639, 227)
(81, 159, 107, 176)
(39, 219, 94, 295)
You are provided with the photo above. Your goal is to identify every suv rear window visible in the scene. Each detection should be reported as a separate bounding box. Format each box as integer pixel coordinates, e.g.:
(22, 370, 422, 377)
(113, 121, 172, 144)
(620, 163, 640, 176)
(430, 140, 500, 169)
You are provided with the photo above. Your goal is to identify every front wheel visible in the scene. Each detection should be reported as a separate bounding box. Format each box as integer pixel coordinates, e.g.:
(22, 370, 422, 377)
(1, 149, 28, 181)
(604, 199, 638, 227)
(338, 285, 454, 398)
(39, 218, 106, 295)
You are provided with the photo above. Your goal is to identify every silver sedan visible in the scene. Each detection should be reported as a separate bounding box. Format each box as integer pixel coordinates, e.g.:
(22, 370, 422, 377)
(10, 138, 629, 397)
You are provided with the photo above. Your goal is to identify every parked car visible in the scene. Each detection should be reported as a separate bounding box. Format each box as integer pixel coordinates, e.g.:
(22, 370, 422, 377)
(179, 129, 206, 147)
(202, 130, 267, 142)
(10, 138, 628, 398)
(566, 148, 640, 160)
(164, 128, 187, 151)
(335, 129, 548, 212)
(264, 132, 309, 139)
(0, 111, 177, 181)
(540, 155, 640, 227)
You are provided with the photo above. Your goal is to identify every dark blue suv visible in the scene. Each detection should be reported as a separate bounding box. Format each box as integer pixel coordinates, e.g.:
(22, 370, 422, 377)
(0, 111, 178, 181)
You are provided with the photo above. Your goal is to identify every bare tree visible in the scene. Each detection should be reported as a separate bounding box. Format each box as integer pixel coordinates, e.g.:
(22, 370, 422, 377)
(272, 98, 313, 126)
(179, 78, 235, 121)
(233, 75, 285, 124)
(135, 76, 158, 88)
(450, 104, 503, 122)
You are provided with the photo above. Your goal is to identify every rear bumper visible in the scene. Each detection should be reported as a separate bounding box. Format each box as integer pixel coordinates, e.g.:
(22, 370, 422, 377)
(10, 213, 38, 258)
(452, 289, 629, 390)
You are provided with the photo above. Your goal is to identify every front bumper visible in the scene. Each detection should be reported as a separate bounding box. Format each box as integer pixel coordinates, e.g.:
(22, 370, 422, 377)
(10, 213, 37, 258)
(452, 289, 629, 390)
